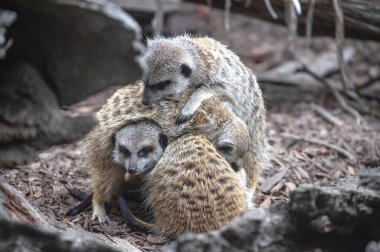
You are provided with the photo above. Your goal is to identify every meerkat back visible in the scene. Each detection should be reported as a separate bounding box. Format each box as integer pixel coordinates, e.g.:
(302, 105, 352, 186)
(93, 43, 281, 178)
(144, 134, 248, 237)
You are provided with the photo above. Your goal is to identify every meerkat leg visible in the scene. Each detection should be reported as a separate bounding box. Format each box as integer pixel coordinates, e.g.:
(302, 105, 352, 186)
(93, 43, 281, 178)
(92, 199, 109, 223)
(176, 88, 216, 125)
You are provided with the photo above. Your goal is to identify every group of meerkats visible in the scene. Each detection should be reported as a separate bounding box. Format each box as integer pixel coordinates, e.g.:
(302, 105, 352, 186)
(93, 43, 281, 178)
(83, 35, 271, 238)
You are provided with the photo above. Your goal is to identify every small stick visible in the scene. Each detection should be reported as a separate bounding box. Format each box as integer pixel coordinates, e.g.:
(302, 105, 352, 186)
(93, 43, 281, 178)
(311, 104, 343, 127)
(332, 0, 353, 92)
(224, 0, 232, 45)
(264, 0, 278, 19)
(281, 133, 356, 161)
(297, 65, 364, 125)
(305, 0, 315, 48)
(285, 1, 297, 58)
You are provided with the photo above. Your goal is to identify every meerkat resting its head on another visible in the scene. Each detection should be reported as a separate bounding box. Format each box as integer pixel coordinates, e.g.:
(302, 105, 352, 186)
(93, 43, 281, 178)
(87, 120, 167, 223)
(119, 133, 249, 238)
(141, 35, 272, 202)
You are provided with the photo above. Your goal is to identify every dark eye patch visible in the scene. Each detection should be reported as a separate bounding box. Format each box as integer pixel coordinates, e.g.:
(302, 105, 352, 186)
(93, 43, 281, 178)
(180, 64, 192, 77)
(150, 80, 171, 91)
(139, 146, 154, 157)
(119, 146, 131, 157)
(217, 145, 233, 154)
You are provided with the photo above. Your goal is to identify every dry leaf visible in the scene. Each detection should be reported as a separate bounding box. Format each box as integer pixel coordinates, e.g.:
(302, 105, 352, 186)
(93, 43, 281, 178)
(259, 196, 272, 208)
(260, 169, 287, 193)
(295, 167, 310, 179)
(285, 182, 297, 192)
(346, 165, 355, 176)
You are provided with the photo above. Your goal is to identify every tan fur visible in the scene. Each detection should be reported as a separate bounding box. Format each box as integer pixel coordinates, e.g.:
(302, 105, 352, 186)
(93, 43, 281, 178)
(142, 35, 271, 199)
(144, 134, 248, 237)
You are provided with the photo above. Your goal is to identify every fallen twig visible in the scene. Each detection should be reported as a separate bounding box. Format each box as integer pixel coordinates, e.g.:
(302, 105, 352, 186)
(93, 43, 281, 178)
(281, 133, 356, 161)
(305, 0, 315, 48)
(297, 65, 364, 125)
(285, 0, 297, 57)
(311, 104, 343, 127)
(333, 0, 353, 93)
(357, 75, 380, 91)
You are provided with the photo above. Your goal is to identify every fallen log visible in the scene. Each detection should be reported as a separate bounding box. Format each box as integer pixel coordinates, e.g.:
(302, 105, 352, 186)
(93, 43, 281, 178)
(163, 172, 380, 252)
(0, 182, 140, 252)
(184, 0, 380, 41)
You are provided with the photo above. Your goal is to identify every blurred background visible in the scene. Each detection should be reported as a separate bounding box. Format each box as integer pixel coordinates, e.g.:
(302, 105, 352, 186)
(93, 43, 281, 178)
(0, 0, 380, 250)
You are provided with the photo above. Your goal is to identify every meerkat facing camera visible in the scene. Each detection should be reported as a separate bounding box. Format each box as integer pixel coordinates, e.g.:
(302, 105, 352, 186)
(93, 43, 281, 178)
(119, 133, 249, 238)
(88, 120, 167, 222)
(141, 35, 271, 200)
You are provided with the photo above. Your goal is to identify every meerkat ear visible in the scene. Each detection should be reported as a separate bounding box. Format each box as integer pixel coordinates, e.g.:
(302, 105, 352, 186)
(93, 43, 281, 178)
(180, 64, 192, 78)
(159, 134, 168, 150)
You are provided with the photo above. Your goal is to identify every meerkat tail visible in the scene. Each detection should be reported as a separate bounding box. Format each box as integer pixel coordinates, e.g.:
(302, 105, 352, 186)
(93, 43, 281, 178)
(117, 194, 156, 232)
(66, 193, 93, 216)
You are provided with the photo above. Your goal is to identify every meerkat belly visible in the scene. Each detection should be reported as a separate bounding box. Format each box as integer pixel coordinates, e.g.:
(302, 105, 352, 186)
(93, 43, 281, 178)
(144, 134, 247, 236)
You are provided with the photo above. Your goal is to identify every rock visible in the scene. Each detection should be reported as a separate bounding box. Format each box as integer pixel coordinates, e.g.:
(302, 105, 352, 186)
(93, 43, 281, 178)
(0, 182, 140, 252)
(0, 0, 144, 167)
(162, 174, 380, 252)
(0, 62, 95, 167)
(359, 171, 380, 192)
(1, 0, 144, 106)
(0, 8, 16, 59)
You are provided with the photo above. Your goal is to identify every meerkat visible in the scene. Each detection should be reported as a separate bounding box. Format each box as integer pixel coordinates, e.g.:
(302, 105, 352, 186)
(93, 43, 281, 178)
(119, 133, 249, 238)
(141, 35, 271, 200)
(87, 120, 167, 222)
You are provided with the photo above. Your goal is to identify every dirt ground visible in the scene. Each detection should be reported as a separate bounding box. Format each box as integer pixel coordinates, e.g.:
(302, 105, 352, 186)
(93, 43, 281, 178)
(2, 6, 380, 252)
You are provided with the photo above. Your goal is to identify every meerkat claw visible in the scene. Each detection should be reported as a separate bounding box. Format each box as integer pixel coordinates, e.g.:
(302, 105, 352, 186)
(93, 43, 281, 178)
(175, 114, 190, 126)
(92, 213, 109, 223)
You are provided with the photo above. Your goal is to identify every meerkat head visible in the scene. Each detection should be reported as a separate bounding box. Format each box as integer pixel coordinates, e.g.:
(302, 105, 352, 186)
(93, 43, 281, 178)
(112, 121, 168, 175)
(216, 117, 249, 172)
(141, 38, 196, 105)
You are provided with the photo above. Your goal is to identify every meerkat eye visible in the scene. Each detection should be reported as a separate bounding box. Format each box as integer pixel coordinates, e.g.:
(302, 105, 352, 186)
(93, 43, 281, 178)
(217, 145, 234, 155)
(139, 146, 153, 157)
(154, 80, 171, 90)
(119, 146, 131, 157)
(180, 64, 192, 78)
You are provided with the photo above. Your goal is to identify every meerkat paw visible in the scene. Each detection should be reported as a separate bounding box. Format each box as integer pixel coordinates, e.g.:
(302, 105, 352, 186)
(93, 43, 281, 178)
(176, 88, 216, 126)
(92, 200, 109, 223)
(175, 113, 193, 126)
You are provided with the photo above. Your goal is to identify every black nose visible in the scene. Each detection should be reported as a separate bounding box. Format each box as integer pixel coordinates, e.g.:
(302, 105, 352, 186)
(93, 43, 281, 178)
(231, 162, 241, 172)
(142, 97, 149, 105)
(128, 167, 137, 174)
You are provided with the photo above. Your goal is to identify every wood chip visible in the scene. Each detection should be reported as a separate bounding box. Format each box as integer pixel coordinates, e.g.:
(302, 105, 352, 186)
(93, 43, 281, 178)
(271, 181, 285, 193)
(33, 192, 43, 199)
